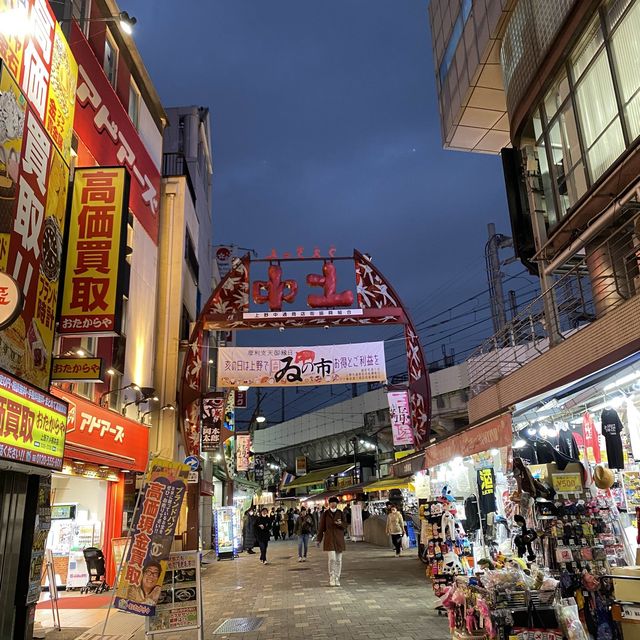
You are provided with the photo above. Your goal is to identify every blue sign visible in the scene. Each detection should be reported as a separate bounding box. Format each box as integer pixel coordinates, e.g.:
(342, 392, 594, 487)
(184, 456, 200, 471)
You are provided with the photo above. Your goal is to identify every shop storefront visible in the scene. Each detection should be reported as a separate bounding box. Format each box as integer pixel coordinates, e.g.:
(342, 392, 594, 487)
(430, 354, 640, 640)
(48, 390, 149, 589)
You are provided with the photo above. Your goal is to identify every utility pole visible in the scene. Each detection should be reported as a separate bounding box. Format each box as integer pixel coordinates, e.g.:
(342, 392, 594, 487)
(485, 223, 512, 336)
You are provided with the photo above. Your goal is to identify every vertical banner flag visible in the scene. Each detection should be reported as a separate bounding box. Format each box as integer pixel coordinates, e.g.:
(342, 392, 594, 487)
(254, 455, 264, 485)
(201, 392, 224, 452)
(115, 458, 190, 617)
(387, 391, 415, 446)
(59, 167, 130, 335)
(236, 434, 251, 472)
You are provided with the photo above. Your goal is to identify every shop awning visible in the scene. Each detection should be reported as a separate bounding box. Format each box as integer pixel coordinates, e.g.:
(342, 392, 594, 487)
(392, 451, 426, 478)
(424, 412, 512, 469)
(286, 464, 354, 489)
(363, 478, 415, 493)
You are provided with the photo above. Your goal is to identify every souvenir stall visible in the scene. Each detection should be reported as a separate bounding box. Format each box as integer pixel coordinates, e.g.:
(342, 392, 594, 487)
(435, 357, 640, 640)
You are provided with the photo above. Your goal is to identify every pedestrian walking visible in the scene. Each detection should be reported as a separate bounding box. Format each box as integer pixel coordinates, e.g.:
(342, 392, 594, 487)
(280, 509, 288, 539)
(343, 503, 352, 539)
(386, 504, 405, 556)
(272, 509, 281, 540)
(293, 506, 315, 561)
(287, 508, 295, 538)
(316, 496, 346, 586)
(242, 507, 257, 554)
(255, 507, 272, 564)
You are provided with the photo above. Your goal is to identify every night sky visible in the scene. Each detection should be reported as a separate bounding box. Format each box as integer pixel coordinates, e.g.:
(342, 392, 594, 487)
(125, 0, 537, 421)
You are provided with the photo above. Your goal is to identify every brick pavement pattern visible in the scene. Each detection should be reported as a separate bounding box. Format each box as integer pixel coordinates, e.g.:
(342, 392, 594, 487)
(135, 540, 450, 640)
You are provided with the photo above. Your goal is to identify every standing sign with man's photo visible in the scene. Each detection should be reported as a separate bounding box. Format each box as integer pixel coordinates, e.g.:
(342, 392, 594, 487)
(114, 458, 190, 616)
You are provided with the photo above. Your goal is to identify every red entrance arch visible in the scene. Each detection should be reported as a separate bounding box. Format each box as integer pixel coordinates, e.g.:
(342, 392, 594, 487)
(180, 250, 431, 455)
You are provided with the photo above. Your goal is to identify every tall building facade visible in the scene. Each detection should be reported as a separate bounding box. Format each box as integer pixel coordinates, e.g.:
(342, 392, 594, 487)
(158, 106, 215, 548)
(428, 0, 640, 429)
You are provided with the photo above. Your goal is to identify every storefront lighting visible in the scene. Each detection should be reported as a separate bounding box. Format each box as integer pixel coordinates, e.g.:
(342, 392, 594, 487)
(208, 359, 214, 364)
(75, 348, 86, 357)
(238, 385, 250, 392)
(453, 456, 463, 465)
(539, 425, 548, 438)
(527, 427, 537, 436)
(215, 453, 222, 461)
(547, 428, 558, 437)
(490, 448, 499, 456)
(604, 370, 640, 391)
(119, 11, 137, 34)
(106, 368, 116, 375)
(514, 438, 527, 448)
(256, 415, 266, 423)
(98, 465, 109, 469)
(161, 404, 175, 411)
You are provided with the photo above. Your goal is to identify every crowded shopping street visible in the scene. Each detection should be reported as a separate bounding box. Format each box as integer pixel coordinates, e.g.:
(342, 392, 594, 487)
(36, 540, 450, 640)
(3, 0, 640, 639)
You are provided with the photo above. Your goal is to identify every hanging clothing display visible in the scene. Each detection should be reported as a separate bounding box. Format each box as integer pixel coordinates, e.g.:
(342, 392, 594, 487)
(463, 495, 480, 532)
(601, 408, 625, 470)
(582, 411, 601, 464)
(556, 427, 580, 461)
(476, 468, 497, 516)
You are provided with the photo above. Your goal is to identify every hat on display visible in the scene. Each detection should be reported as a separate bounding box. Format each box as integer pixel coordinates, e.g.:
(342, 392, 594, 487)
(593, 465, 615, 490)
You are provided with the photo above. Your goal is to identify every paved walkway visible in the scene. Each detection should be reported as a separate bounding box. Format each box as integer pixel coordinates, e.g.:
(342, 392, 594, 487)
(36, 540, 450, 640)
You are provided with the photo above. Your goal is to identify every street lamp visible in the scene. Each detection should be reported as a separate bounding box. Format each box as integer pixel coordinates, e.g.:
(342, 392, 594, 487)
(60, 11, 137, 35)
(141, 403, 175, 424)
(99, 382, 139, 408)
(255, 415, 266, 424)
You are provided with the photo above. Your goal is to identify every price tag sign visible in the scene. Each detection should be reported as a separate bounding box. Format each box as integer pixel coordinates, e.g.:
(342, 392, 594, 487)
(552, 472, 582, 494)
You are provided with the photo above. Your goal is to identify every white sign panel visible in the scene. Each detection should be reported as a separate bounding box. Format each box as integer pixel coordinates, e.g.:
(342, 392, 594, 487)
(388, 391, 415, 446)
(217, 342, 387, 387)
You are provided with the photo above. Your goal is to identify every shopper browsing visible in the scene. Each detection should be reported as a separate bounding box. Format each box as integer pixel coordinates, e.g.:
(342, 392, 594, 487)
(255, 507, 272, 564)
(386, 504, 405, 556)
(242, 507, 257, 555)
(316, 497, 347, 586)
(293, 506, 315, 562)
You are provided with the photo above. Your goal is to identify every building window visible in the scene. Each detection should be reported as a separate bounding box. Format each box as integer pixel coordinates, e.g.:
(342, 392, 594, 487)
(524, 0, 640, 229)
(128, 80, 140, 129)
(185, 232, 199, 284)
(71, 0, 91, 37)
(178, 116, 185, 154)
(609, 0, 640, 140)
(438, 0, 473, 88)
(180, 305, 192, 342)
(104, 32, 118, 88)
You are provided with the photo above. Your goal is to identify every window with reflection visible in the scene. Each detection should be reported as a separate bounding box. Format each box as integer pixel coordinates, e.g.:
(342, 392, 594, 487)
(523, 0, 640, 229)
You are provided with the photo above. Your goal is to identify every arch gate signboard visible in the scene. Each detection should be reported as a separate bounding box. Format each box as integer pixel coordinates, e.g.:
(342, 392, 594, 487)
(180, 250, 431, 455)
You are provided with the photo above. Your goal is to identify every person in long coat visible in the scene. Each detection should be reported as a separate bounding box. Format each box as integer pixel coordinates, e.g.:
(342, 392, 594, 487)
(316, 497, 347, 587)
(242, 507, 257, 554)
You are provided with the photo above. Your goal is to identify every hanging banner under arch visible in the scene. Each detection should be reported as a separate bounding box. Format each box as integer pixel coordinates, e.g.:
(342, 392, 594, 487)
(179, 250, 432, 453)
(217, 342, 386, 388)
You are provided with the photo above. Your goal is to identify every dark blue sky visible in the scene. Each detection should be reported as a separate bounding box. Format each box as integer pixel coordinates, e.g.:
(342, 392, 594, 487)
(125, 1, 536, 420)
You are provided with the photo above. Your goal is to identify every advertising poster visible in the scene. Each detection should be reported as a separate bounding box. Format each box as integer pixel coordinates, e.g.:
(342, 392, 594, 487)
(387, 390, 415, 446)
(217, 342, 387, 387)
(146, 551, 201, 634)
(0, 369, 67, 469)
(0, 64, 71, 390)
(114, 458, 190, 617)
(254, 455, 264, 485)
(58, 167, 130, 336)
(236, 434, 251, 472)
(200, 392, 224, 452)
(295, 456, 307, 476)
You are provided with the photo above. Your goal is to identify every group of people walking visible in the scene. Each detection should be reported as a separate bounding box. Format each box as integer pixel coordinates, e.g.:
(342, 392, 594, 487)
(240, 499, 406, 585)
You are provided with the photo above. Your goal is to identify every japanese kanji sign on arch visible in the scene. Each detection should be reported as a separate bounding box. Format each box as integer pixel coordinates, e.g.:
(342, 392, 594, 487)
(179, 250, 431, 456)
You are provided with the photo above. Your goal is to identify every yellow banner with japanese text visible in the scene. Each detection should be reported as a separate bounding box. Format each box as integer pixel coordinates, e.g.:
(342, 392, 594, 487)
(0, 369, 67, 470)
(59, 167, 129, 335)
(51, 357, 103, 382)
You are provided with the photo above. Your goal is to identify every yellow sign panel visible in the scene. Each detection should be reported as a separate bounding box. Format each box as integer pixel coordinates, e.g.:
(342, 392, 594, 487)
(46, 23, 78, 158)
(51, 357, 103, 382)
(552, 472, 583, 494)
(0, 369, 67, 470)
(59, 167, 129, 335)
